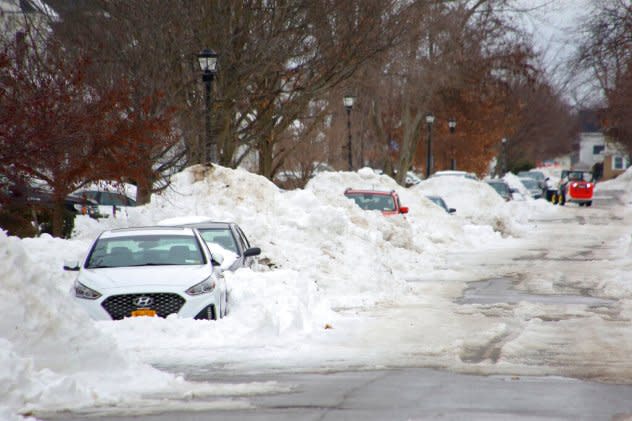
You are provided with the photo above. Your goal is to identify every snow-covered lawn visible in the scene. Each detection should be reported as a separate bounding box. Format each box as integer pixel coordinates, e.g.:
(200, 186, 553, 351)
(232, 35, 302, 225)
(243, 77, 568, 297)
(3, 165, 632, 420)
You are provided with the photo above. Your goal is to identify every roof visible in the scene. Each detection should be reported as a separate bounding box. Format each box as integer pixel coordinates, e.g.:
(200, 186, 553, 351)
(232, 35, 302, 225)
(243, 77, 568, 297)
(578, 109, 603, 133)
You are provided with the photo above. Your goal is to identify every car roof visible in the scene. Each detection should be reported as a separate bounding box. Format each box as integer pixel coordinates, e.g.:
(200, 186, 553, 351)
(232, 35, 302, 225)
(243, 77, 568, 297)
(100, 226, 197, 238)
(179, 222, 234, 229)
(344, 188, 395, 195)
(432, 170, 478, 179)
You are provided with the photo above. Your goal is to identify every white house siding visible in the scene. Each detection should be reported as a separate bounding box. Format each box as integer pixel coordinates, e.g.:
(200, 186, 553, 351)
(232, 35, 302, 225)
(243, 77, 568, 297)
(577, 132, 605, 168)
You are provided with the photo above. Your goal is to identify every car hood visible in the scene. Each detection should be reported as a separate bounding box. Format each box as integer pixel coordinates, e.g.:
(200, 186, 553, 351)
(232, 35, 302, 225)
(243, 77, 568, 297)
(79, 265, 212, 291)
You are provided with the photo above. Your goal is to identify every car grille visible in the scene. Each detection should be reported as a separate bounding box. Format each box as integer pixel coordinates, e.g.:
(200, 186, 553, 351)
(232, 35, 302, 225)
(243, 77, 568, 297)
(101, 293, 186, 320)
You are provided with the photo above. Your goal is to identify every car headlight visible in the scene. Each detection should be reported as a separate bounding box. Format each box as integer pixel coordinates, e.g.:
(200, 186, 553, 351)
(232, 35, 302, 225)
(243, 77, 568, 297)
(74, 280, 101, 300)
(185, 277, 216, 296)
(572, 182, 578, 188)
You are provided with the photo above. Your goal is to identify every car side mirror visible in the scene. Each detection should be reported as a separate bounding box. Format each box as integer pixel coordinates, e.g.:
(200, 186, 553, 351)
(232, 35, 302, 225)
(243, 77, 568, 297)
(63, 260, 80, 271)
(244, 247, 261, 258)
(399, 206, 409, 214)
(448, 208, 456, 214)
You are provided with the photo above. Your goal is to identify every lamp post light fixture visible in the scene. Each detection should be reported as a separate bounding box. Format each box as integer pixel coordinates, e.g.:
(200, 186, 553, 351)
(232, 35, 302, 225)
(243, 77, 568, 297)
(343, 95, 355, 171)
(448, 117, 457, 170)
(197, 48, 219, 164)
(425, 112, 435, 178)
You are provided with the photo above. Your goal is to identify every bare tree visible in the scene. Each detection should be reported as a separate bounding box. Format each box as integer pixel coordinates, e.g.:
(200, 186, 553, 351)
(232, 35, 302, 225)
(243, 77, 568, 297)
(575, 0, 632, 150)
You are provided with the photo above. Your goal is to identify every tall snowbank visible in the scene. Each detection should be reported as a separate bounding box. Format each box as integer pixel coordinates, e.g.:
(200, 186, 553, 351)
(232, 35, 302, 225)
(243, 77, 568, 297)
(3, 164, 552, 418)
(411, 175, 527, 235)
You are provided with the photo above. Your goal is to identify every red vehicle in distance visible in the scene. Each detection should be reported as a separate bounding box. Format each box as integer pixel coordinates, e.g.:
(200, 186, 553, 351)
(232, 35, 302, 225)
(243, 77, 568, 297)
(554, 170, 595, 207)
(344, 188, 409, 216)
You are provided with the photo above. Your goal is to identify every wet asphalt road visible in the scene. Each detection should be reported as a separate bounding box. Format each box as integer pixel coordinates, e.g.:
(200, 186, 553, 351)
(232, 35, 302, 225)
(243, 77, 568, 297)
(42, 190, 632, 421)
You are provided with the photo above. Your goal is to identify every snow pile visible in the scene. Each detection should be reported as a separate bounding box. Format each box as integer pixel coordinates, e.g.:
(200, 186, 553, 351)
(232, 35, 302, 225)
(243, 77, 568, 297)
(411, 175, 526, 235)
(597, 166, 632, 191)
(503, 173, 561, 218)
(503, 173, 531, 198)
(72, 165, 501, 302)
(0, 231, 249, 419)
(2, 164, 562, 418)
(595, 167, 632, 204)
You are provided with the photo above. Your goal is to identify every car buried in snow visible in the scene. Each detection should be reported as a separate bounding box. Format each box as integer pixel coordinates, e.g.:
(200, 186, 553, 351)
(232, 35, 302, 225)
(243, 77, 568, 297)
(160, 219, 262, 272)
(425, 195, 456, 214)
(64, 226, 228, 320)
(485, 179, 514, 201)
(518, 177, 543, 199)
(344, 188, 409, 216)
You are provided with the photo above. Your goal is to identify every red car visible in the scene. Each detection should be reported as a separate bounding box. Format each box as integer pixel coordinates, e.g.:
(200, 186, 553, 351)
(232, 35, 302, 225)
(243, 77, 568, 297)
(554, 170, 595, 207)
(344, 188, 409, 216)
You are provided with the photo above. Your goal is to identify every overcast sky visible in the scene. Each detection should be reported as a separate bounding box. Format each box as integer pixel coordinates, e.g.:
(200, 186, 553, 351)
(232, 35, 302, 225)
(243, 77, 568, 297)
(514, 0, 599, 105)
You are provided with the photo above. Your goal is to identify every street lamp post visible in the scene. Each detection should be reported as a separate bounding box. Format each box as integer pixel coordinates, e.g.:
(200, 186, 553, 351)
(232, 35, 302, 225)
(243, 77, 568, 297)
(448, 117, 457, 170)
(197, 48, 218, 164)
(425, 112, 435, 178)
(343, 95, 355, 171)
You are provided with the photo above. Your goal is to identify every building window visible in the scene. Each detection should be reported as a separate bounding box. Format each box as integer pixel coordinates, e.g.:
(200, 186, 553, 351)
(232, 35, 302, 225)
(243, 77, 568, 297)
(613, 156, 625, 170)
(593, 145, 605, 155)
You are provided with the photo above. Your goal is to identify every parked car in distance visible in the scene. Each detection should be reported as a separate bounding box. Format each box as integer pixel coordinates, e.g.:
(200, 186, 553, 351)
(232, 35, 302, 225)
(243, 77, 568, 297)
(74, 189, 136, 218)
(518, 177, 543, 199)
(344, 188, 409, 216)
(405, 171, 423, 187)
(162, 219, 261, 271)
(64, 226, 227, 320)
(518, 170, 548, 198)
(344, 188, 408, 216)
(430, 170, 478, 180)
(486, 179, 513, 201)
(425, 195, 455, 214)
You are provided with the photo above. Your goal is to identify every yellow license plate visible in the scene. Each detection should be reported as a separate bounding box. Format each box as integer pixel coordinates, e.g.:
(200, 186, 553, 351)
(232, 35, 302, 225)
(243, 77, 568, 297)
(131, 308, 157, 317)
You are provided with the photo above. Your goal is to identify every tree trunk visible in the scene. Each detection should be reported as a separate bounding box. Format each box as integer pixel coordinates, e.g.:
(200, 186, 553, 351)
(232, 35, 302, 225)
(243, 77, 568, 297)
(258, 133, 274, 179)
(395, 107, 424, 185)
(136, 176, 153, 205)
(51, 199, 65, 238)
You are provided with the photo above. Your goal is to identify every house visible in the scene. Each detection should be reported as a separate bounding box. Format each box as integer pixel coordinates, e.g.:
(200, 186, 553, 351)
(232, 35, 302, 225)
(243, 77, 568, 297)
(572, 109, 629, 180)
(602, 138, 630, 180)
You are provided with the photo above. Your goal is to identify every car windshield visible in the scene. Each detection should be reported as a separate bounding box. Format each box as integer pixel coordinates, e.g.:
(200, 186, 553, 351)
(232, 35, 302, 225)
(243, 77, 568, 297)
(487, 181, 509, 196)
(197, 228, 239, 254)
(345, 193, 396, 211)
(567, 171, 593, 182)
(85, 234, 205, 268)
(520, 178, 538, 189)
(426, 196, 447, 211)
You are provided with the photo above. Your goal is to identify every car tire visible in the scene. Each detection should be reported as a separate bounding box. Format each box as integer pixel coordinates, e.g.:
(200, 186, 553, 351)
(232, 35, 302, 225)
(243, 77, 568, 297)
(559, 193, 565, 206)
(586, 201, 592, 207)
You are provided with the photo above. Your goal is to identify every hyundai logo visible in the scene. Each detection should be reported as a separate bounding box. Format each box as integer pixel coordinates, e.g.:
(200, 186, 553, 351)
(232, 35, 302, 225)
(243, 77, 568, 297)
(133, 296, 153, 307)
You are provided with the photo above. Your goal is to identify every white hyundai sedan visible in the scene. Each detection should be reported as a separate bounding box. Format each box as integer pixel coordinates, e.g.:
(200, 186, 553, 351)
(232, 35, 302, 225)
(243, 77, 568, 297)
(64, 226, 227, 320)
